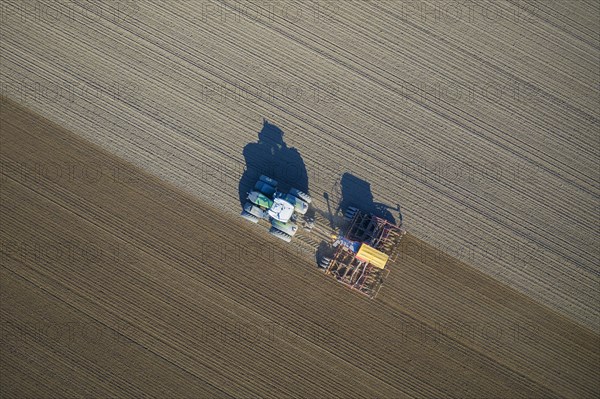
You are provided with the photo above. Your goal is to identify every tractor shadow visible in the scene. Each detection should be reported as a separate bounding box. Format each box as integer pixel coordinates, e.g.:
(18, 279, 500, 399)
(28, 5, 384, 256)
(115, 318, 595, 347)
(238, 120, 310, 208)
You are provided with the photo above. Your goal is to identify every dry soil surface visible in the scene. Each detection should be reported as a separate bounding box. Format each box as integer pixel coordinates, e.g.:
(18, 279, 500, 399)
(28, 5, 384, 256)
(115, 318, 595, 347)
(1, 0, 599, 331)
(1, 98, 599, 398)
(1, 0, 599, 398)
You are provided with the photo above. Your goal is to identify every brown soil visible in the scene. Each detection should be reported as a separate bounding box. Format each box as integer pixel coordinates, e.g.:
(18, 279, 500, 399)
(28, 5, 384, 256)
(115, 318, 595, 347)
(2, 99, 598, 398)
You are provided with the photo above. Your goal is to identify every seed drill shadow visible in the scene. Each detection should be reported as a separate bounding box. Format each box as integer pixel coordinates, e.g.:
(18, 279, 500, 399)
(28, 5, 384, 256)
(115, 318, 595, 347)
(323, 172, 402, 227)
(318, 173, 403, 265)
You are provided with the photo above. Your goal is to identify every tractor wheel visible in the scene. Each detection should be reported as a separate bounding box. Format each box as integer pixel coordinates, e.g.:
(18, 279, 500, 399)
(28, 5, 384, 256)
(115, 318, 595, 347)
(240, 211, 259, 223)
(268, 227, 292, 242)
(289, 188, 311, 203)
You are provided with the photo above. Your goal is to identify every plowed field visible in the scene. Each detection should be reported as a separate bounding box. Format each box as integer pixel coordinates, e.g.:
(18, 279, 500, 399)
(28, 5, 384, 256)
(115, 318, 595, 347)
(2, 98, 598, 398)
(1, 1, 599, 398)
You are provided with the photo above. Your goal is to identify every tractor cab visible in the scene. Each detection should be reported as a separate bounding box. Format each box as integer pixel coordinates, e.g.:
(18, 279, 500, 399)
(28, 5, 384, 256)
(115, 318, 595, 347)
(268, 197, 295, 222)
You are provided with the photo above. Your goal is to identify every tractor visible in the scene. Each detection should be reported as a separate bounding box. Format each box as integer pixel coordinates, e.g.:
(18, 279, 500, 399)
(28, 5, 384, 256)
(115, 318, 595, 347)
(240, 175, 312, 242)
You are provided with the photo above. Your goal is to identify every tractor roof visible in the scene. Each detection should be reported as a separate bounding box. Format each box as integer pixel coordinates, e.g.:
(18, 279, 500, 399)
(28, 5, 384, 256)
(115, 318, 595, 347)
(268, 197, 295, 222)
